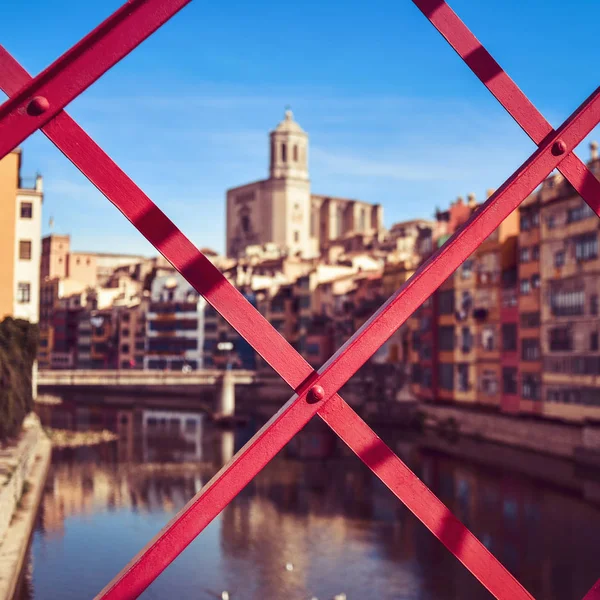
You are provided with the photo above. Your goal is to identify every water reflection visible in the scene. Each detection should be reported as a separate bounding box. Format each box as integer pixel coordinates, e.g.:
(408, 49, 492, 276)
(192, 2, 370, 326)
(18, 401, 600, 599)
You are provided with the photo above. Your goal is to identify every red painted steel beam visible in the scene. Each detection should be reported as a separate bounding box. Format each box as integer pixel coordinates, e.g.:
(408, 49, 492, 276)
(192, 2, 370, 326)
(583, 579, 600, 600)
(0, 0, 191, 160)
(318, 396, 534, 600)
(412, 0, 600, 215)
(0, 47, 532, 600)
(278, 85, 600, 409)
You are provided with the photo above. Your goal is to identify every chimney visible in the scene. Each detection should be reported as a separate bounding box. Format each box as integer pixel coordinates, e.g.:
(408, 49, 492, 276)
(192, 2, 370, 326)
(591, 141, 598, 160)
(467, 192, 476, 208)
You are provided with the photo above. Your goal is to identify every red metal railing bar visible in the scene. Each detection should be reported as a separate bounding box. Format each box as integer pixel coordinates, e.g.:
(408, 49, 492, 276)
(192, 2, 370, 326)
(0, 0, 192, 160)
(318, 395, 534, 600)
(0, 46, 526, 600)
(0, 1, 599, 598)
(584, 579, 600, 600)
(282, 85, 600, 408)
(412, 0, 600, 215)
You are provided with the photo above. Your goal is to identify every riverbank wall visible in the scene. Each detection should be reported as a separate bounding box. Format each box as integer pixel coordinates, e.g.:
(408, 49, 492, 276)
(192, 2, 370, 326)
(421, 403, 600, 466)
(0, 414, 51, 600)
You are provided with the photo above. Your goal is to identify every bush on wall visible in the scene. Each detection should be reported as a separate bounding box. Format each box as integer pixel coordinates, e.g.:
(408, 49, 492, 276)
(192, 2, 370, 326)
(0, 318, 39, 443)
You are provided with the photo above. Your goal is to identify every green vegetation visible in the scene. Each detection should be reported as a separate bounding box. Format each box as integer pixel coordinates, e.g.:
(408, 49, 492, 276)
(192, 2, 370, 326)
(0, 318, 38, 443)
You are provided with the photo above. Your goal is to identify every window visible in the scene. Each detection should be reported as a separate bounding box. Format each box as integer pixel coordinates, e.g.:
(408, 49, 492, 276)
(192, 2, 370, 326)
(20, 202, 32, 218)
(17, 282, 30, 303)
(439, 363, 454, 391)
(591, 294, 599, 316)
(519, 214, 530, 231)
(522, 374, 540, 400)
(19, 240, 32, 260)
(549, 328, 571, 351)
(481, 370, 498, 396)
(281, 143, 287, 162)
(460, 290, 472, 313)
(531, 274, 540, 289)
(554, 250, 565, 267)
(532, 245, 540, 260)
(567, 202, 594, 223)
(457, 364, 469, 392)
(438, 290, 455, 315)
(439, 326, 455, 351)
(502, 323, 517, 352)
(532, 211, 540, 227)
(460, 327, 473, 353)
(412, 363, 422, 384)
(293, 145, 298, 162)
(422, 366, 432, 388)
(520, 279, 530, 295)
(294, 231, 300, 243)
(547, 215, 556, 229)
(121, 344, 130, 353)
(550, 289, 585, 316)
(481, 326, 496, 351)
(502, 367, 517, 395)
(574, 233, 598, 261)
(519, 247, 530, 263)
(520, 312, 540, 328)
(547, 387, 600, 406)
(522, 338, 540, 361)
(412, 331, 421, 352)
(306, 343, 320, 356)
(122, 313, 130, 323)
(591, 332, 599, 352)
(122, 328, 130, 337)
(461, 259, 474, 279)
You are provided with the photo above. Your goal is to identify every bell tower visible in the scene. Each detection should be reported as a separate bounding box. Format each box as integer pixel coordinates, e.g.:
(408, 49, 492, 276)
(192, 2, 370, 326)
(269, 109, 308, 181)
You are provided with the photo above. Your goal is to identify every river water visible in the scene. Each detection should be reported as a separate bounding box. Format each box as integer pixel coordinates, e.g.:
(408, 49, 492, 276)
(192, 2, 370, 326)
(17, 397, 600, 599)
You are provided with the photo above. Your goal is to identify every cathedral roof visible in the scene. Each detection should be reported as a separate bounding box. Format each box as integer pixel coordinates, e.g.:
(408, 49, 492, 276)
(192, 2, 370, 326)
(273, 109, 306, 134)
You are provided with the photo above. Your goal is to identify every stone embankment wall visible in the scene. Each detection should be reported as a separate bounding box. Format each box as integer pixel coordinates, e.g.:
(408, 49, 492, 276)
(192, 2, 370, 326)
(0, 414, 51, 600)
(422, 403, 600, 459)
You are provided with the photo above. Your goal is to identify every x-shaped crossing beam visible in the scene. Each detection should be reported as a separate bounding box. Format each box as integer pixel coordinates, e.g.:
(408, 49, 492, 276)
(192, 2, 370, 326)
(0, 1, 599, 599)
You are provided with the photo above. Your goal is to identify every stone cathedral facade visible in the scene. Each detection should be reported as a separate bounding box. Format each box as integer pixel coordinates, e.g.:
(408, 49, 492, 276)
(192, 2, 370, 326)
(226, 110, 383, 258)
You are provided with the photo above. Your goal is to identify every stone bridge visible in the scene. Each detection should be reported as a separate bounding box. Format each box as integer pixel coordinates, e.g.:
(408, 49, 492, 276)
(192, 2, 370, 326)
(37, 369, 258, 418)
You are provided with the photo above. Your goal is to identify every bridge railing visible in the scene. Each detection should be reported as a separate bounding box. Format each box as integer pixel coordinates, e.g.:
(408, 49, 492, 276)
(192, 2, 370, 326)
(2, 1, 600, 599)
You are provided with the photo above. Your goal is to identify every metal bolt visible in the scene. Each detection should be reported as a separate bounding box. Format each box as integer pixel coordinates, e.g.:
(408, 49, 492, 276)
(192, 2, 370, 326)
(27, 96, 50, 116)
(552, 139, 567, 156)
(308, 385, 325, 403)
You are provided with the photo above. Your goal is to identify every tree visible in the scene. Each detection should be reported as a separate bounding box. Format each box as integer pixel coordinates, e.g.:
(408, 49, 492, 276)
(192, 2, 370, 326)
(0, 318, 39, 442)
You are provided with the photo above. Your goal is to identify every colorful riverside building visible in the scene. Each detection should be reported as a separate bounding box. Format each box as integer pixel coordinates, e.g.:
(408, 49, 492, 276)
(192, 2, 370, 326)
(473, 202, 519, 409)
(409, 196, 473, 402)
(516, 188, 543, 413)
(144, 273, 206, 371)
(410, 144, 600, 424)
(537, 143, 600, 421)
(0, 148, 43, 325)
(409, 193, 519, 411)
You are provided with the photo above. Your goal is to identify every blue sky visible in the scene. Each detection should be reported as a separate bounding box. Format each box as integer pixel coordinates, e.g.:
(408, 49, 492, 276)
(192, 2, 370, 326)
(1, 0, 599, 255)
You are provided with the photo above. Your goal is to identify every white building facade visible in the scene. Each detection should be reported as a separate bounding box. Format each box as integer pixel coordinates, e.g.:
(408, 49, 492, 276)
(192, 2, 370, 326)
(13, 175, 43, 323)
(144, 273, 206, 371)
(226, 110, 383, 259)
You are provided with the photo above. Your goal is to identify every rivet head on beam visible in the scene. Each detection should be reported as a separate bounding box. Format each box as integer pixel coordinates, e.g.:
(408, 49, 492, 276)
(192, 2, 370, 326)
(552, 139, 567, 156)
(27, 96, 50, 116)
(308, 385, 325, 403)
